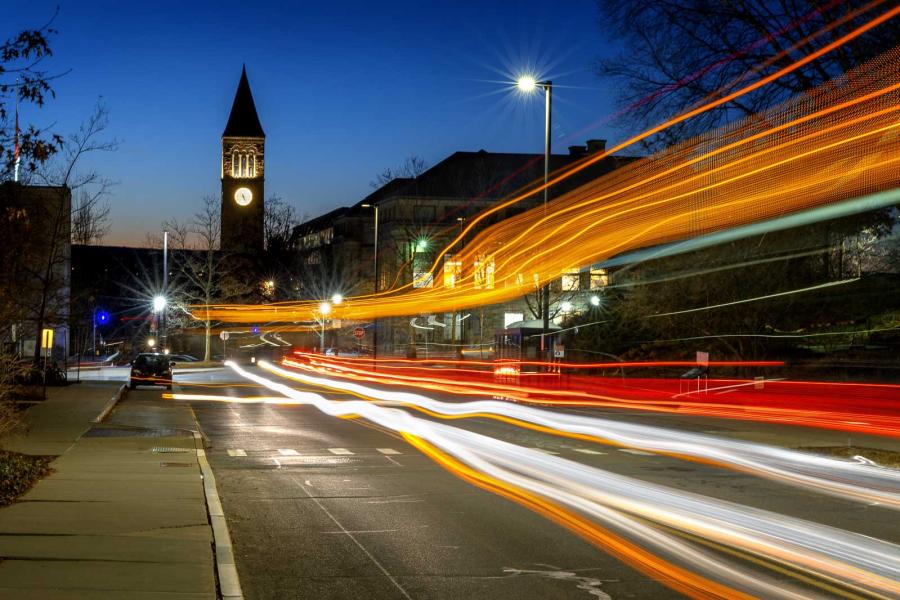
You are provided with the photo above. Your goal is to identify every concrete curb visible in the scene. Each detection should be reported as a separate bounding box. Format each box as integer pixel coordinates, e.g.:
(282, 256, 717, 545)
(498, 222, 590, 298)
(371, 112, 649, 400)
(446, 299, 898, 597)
(194, 431, 244, 600)
(93, 383, 127, 423)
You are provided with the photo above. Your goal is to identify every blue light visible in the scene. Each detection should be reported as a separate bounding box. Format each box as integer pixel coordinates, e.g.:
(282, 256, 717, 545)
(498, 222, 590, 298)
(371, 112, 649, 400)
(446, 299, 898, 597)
(251, 325, 261, 335)
(95, 310, 110, 325)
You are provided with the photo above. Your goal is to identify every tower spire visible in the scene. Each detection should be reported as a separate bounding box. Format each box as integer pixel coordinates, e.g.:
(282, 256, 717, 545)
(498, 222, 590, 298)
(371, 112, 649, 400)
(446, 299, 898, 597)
(223, 66, 265, 138)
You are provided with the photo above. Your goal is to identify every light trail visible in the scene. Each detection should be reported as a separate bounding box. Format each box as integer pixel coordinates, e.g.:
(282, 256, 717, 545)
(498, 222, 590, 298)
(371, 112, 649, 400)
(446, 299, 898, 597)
(216, 361, 900, 598)
(198, 40, 900, 325)
(287, 354, 900, 438)
(261, 360, 900, 509)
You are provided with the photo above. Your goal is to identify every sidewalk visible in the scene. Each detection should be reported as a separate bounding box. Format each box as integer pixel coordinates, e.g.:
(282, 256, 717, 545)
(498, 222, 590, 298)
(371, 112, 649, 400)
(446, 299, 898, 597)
(0, 383, 217, 599)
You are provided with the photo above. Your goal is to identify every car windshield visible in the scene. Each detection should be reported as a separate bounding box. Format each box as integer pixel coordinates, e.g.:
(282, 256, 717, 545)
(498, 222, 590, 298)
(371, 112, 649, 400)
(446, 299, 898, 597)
(134, 355, 167, 368)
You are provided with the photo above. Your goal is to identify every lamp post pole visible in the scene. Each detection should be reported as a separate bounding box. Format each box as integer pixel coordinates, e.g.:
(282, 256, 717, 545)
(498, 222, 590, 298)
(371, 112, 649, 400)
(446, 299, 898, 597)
(373, 205, 379, 363)
(162, 231, 168, 352)
(362, 203, 379, 366)
(539, 81, 553, 364)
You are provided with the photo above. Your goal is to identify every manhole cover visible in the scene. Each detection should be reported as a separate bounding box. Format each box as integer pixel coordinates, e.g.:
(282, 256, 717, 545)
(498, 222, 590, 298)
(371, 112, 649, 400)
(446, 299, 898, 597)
(159, 462, 193, 468)
(153, 447, 192, 453)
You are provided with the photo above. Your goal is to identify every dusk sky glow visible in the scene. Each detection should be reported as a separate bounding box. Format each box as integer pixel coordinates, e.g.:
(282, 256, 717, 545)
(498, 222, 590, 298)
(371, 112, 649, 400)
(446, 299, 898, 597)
(10, 0, 617, 245)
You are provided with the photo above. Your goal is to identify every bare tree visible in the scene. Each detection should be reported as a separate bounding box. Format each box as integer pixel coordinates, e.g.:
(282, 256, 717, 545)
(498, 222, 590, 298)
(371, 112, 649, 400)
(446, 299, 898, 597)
(264, 196, 301, 251)
(0, 11, 67, 180)
(23, 103, 116, 367)
(71, 185, 112, 244)
(370, 155, 428, 189)
(594, 1, 900, 148)
(166, 196, 249, 362)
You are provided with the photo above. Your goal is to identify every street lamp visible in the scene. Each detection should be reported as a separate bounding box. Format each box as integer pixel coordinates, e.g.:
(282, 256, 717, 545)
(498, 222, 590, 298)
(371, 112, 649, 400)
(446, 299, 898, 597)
(318, 301, 332, 352)
(516, 75, 553, 362)
(361, 202, 379, 363)
(153, 295, 167, 313)
(331, 293, 343, 305)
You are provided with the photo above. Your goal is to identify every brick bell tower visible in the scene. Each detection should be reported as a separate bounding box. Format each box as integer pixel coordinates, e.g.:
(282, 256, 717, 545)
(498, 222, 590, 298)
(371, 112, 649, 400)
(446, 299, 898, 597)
(221, 65, 265, 255)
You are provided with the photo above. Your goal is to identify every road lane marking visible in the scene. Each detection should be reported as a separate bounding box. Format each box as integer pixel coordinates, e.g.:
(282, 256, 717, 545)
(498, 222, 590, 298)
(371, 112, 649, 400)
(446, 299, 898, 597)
(619, 448, 654, 456)
(290, 476, 413, 600)
(278, 449, 300, 456)
(328, 447, 354, 455)
(574, 448, 606, 455)
(377, 448, 401, 455)
(227, 449, 247, 457)
(531, 447, 560, 455)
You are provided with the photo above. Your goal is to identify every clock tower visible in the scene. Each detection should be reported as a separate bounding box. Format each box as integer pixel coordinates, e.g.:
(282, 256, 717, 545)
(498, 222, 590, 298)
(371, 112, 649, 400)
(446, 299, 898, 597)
(221, 66, 265, 255)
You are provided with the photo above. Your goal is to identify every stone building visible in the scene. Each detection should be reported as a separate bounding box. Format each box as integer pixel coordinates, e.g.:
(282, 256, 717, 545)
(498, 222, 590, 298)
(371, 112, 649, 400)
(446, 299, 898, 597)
(292, 142, 636, 356)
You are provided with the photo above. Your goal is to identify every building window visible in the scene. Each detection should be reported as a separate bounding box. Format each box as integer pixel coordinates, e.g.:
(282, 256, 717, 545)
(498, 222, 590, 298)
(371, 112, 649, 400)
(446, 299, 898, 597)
(474, 255, 495, 289)
(231, 151, 256, 178)
(590, 268, 609, 289)
(414, 205, 436, 223)
(561, 268, 580, 291)
(504, 312, 524, 328)
(443, 255, 462, 289)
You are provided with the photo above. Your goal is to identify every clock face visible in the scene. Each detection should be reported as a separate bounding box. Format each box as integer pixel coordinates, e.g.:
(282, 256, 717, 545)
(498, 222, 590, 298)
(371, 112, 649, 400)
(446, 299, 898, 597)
(234, 187, 253, 206)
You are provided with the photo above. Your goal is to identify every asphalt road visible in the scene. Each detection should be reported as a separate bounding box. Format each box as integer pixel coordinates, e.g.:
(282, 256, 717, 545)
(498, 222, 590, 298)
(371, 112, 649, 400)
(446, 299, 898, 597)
(175, 367, 900, 600)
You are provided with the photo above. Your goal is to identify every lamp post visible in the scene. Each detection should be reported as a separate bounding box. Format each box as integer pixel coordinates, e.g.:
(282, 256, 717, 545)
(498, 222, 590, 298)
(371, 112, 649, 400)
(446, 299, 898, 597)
(319, 301, 332, 353)
(361, 203, 379, 364)
(162, 231, 168, 352)
(516, 76, 553, 363)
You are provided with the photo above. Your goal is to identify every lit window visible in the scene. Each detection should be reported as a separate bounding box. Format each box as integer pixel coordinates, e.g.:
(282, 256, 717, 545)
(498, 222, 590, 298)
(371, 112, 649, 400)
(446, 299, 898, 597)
(590, 268, 609, 289)
(504, 312, 524, 328)
(231, 151, 257, 178)
(474, 255, 495, 289)
(561, 268, 580, 291)
(443, 255, 462, 289)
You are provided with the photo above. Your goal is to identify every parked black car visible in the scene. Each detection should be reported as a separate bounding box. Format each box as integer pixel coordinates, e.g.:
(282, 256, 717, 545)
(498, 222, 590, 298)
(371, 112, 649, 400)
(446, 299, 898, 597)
(129, 353, 174, 390)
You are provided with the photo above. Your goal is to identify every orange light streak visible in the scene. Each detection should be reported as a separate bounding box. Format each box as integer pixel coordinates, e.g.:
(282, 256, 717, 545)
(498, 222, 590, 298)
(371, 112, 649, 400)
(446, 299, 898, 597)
(199, 39, 900, 325)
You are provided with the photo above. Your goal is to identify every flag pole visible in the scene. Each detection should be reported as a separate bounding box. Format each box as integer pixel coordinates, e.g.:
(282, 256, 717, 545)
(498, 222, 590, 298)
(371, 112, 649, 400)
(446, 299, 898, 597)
(14, 78, 21, 183)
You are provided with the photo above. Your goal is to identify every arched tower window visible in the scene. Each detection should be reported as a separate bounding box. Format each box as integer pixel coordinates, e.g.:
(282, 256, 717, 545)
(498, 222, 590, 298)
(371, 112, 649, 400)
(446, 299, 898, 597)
(231, 150, 256, 178)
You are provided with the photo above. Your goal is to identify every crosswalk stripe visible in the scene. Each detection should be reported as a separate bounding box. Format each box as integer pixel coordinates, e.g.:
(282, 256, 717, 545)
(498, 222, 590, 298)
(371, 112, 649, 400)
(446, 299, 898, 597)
(227, 449, 247, 457)
(574, 448, 605, 455)
(619, 448, 654, 456)
(377, 448, 401, 455)
(278, 449, 300, 456)
(328, 448, 354, 455)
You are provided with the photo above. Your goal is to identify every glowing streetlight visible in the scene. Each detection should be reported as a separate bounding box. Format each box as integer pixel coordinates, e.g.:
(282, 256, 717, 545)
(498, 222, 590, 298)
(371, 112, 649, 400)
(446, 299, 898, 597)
(147, 338, 156, 348)
(514, 73, 553, 361)
(152, 295, 167, 313)
(590, 295, 601, 306)
(331, 293, 343, 305)
(560, 301, 573, 313)
(516, 76, 537, 93)
(318, 301, 332, 353)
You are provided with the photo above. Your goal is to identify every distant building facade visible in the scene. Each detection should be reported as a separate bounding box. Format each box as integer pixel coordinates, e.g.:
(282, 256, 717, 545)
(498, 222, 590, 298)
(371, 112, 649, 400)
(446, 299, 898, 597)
(292, 142, 636, 356)
(0, 182, 72, 361)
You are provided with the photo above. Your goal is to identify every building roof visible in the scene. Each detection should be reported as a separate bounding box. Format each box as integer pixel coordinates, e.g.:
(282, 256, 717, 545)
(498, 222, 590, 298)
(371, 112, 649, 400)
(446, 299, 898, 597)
(223, 66, 265, 138)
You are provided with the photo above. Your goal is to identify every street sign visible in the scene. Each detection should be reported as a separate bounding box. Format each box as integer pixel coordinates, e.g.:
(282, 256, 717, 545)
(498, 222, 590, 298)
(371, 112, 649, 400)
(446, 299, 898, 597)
(696, 351, 709, 367)
(353, 327, 365, 339)
(219, 331, 230, 341)
(553, 344, 565, 358)
(41, 328, 54, 349)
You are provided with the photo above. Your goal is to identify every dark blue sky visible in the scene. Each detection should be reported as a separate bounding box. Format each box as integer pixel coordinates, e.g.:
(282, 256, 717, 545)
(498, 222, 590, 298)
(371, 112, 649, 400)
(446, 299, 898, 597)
(12, 1, 620, 245)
